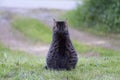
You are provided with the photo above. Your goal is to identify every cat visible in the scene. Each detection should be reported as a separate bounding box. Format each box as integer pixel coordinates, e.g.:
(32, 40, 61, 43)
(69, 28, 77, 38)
(45, 19, 78, 70)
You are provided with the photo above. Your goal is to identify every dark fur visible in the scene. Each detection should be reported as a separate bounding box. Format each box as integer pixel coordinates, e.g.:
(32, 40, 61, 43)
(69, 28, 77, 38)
(45, 20, 78, 70)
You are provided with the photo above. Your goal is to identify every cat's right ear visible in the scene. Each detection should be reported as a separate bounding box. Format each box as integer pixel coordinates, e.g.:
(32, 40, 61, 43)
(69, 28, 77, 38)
(53, 18, 57, 30)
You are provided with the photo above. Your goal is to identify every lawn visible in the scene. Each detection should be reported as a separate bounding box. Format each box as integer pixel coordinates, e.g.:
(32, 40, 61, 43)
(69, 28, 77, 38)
(0, 43, 120, 80)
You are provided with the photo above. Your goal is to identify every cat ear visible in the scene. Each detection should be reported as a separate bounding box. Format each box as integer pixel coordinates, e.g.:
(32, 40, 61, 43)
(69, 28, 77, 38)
(53, 19, 57, 30)
(53, 18, 56, 25)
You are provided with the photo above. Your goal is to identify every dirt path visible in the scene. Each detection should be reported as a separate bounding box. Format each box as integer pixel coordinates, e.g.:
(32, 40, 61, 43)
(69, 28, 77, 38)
(0, 16, 49, 56)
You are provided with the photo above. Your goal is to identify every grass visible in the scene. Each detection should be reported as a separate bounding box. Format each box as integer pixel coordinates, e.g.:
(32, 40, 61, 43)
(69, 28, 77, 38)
(12, 17, 52, 43)
(0, 43, 120, 80)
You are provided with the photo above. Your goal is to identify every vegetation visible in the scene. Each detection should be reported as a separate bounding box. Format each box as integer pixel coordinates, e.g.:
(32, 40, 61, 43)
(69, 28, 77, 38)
(0, 43, 120, 80)
(64, 0, 120, 33)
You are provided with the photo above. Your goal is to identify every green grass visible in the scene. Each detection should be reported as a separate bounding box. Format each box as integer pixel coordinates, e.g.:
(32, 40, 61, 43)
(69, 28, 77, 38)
(12, 17, 52, 43)
(0, 43, 120, 80)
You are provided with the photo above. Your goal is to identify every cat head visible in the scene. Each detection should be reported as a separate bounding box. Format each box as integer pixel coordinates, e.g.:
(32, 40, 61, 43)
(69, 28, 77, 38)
(53, 19, 68, 34)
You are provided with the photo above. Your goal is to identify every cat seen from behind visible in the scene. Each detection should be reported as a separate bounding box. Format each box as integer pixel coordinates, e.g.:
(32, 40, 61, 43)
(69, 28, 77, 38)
(45, 19, 78, 70)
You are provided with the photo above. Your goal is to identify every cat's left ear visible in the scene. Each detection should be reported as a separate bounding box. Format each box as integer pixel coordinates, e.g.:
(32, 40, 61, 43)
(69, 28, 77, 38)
(53, 18, 57, 26)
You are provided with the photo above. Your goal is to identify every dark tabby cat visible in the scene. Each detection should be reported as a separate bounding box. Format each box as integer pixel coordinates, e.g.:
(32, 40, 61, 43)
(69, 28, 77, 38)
(45, 19, 78, 70)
